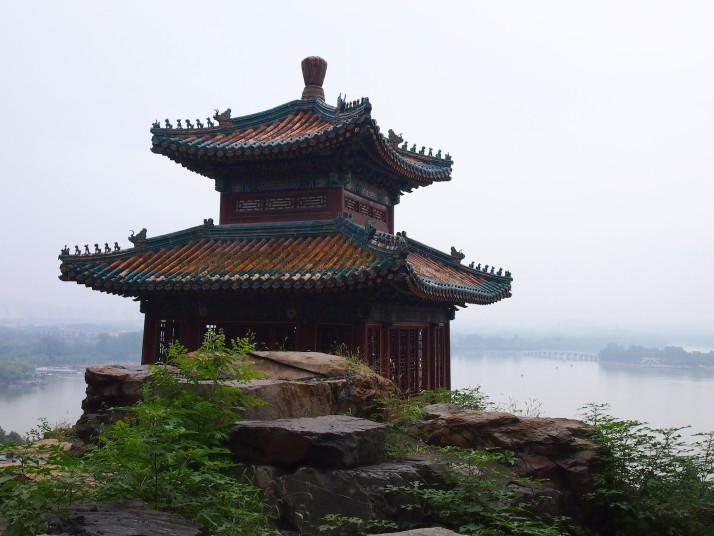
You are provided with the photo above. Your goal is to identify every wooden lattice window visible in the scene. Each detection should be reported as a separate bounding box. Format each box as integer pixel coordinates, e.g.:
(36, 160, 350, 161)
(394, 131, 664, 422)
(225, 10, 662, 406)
(157, 319, 180, 363)
(388, 326, 427, 393)
(206, 322, 297, 352)
(433, 324, 446, 389)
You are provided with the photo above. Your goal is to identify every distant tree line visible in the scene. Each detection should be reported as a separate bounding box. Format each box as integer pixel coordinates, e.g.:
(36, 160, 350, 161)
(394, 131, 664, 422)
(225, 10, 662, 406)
(0, 425, 24, 445)
(453, 333, 612, 353)
(599, 343, 714, 367)
(0, 326, 142, 382)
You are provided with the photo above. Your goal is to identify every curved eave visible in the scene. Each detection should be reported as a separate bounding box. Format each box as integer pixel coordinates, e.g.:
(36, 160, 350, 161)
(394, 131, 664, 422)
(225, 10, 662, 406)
(405, 266, 512, 305)
(364, 128, 452, 189)
(403, 241, 513, 305)
(149, 99, 367, 171)
(58, 221, 404, 299)
(149, 98, 453, 188)
(59, 258, 402, 298)
(59, 218, 512, 306)
(59, 270, 401, 298)
(150, 119, 365, 169)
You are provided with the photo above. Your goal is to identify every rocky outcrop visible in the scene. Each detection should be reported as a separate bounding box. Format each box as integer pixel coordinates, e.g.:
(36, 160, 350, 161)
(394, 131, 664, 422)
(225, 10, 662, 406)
(229, 415, 386, 468)
(414, 404, 598, 522)
(417, 404, 592, 453)
(74, 354, 394, 441)
(69, 358, 601, 535)
(74, 365, 152, 442)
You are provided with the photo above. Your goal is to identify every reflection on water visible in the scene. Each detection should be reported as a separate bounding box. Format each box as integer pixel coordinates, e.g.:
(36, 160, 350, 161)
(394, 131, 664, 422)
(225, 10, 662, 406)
(452, 351, 714, 436)
(0, 375, 86, 436)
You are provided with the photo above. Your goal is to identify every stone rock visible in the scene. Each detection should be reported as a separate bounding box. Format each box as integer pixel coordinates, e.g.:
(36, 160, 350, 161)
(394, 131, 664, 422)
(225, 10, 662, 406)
(75, 365, 152, 442)
(273, 460, 443, 535)
(420, 404, 466, 420)
(336, 371, 395, 418)
(45, 501, 205, 535)
(32, 438, 85, 458)
(239, 379, 334, 420)
(75, 356, 395, 439)
(229, 415, 386, 467)
(84, 364, 151, 386)
(414, 405, 599, 523)
(249, 350, 349, 378)
(553, 448, 598, 497)
(416, 405, 592, 457)
(82, 365, 150, 411)
(74, 411, 117, 443)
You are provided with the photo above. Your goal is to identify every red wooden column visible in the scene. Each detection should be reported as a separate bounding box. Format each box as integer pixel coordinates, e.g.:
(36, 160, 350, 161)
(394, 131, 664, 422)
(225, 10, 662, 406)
(141, 314, 158, 365)
(444, 322, 451, 389)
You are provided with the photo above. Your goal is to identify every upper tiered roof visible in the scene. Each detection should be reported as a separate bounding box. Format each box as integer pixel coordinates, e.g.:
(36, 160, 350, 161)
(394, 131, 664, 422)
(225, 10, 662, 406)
(58, 215, 512, 306)
(149, 56, 453, 197)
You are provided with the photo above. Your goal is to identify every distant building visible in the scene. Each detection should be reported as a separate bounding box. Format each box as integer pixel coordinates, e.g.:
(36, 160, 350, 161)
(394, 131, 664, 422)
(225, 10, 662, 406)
(59, 57, 512, 392)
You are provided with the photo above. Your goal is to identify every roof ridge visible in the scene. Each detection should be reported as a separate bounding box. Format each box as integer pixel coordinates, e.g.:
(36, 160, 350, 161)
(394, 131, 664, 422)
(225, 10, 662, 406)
(150, 98, 359, 136)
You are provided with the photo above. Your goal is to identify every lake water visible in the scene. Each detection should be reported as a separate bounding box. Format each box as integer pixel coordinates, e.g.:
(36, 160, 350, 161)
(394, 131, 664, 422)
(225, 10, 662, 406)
(452, 352, 714, 436)
(0, 374, 86, 436)
(1, 353, 712, 437)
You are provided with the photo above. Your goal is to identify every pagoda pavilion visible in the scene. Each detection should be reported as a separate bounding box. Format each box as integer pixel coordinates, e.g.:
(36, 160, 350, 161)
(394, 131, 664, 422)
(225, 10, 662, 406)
(59, 57, 512, 392)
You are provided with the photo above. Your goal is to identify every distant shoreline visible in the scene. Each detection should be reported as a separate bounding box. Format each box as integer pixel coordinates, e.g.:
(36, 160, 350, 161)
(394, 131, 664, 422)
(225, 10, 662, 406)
(599, 361, 714, 371)
(0, 379, 46, 387)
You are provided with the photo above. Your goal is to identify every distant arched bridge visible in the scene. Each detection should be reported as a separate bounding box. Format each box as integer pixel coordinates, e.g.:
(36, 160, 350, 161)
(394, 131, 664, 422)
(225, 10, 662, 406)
(522, 350, 598, 362)
(639, 357, 662, 366)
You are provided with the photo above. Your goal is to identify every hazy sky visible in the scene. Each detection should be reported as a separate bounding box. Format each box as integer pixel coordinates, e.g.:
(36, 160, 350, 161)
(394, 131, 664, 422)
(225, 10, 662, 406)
(1, 1, 712, 333)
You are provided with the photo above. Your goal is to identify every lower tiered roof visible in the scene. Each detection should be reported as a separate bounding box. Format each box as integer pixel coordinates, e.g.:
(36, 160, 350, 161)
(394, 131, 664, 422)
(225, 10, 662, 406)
(58, 215, 512, 306)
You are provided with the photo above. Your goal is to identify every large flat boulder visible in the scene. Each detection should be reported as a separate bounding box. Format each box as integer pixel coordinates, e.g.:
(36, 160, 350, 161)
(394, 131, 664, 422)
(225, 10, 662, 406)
(248, 350, 349, 379)
(416, 404, 590, 456)
(228, 415, 386, 467)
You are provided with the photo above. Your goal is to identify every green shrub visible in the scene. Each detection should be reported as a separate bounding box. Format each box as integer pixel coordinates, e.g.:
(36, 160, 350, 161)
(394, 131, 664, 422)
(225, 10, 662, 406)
(380, 386, 494, 426)
(581, 403, 714, 535)
(0, 329, 275, 536)
(26, 417, 77, 443)
(330, 342, 372, 374)
(0, 440, 88, 535)
(389, 446, 569, 535)
(374, 388, 570, 534)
